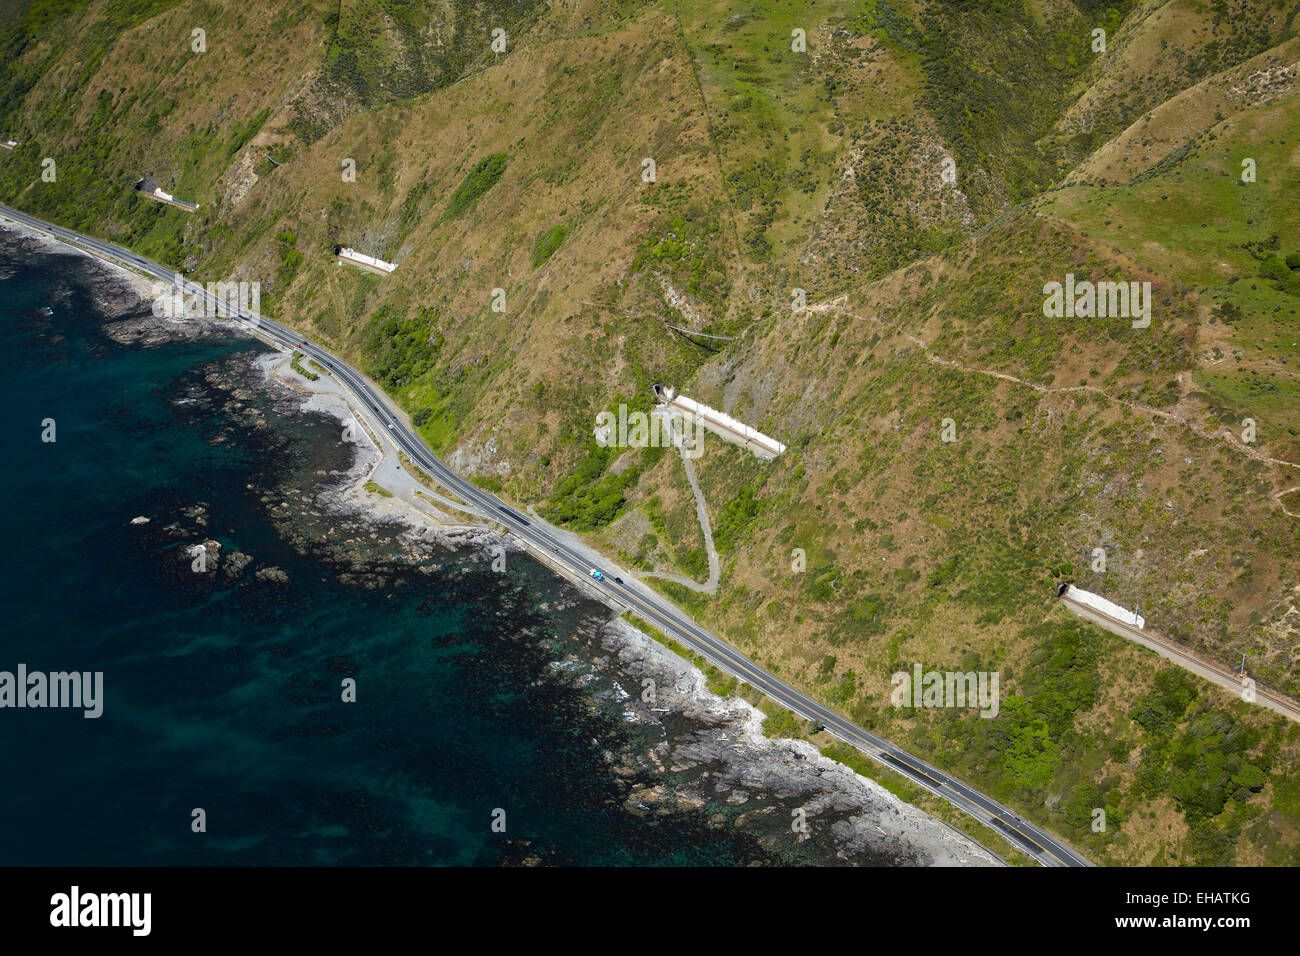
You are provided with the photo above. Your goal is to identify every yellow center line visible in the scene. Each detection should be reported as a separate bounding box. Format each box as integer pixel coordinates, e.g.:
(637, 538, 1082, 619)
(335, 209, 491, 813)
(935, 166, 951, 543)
(611, 587, 1076, 868)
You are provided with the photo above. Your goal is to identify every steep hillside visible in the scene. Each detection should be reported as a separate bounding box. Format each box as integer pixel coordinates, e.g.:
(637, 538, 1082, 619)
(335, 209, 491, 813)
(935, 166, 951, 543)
(2, 0, 1299, 865)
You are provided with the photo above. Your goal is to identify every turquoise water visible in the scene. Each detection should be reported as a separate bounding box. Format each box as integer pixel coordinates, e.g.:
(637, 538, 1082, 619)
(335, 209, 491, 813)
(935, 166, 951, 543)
(0, 238, 783, 866)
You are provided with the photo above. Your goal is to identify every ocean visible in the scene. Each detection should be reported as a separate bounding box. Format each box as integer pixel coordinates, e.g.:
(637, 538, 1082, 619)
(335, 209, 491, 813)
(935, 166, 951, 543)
(0, 236, 795, 866)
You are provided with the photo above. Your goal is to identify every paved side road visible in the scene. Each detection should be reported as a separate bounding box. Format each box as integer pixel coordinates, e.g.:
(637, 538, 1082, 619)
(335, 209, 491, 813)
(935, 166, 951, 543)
(0, 202, 1093, 868)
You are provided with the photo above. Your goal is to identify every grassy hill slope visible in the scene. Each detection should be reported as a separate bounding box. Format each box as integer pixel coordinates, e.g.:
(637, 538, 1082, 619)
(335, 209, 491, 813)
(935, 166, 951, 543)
(2, 0, 1299, 865)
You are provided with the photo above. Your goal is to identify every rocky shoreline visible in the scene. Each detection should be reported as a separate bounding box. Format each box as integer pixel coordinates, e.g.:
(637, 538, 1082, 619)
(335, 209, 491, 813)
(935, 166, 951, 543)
(2, 218, 1001, 867)
(572, 618, 998, 865)
(0, 214, 243, 343)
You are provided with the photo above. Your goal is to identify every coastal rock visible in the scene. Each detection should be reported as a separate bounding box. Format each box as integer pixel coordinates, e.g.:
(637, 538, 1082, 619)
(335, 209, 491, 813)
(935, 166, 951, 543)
(254, 566, 290, 585)
(220, 551, 253, 585)
(99, 297, 245, 345)
(594, 617, 1002, 867)
(145, 536, 224, 597)
(182, 503, 210, 528)
(182, 539, 221, 573)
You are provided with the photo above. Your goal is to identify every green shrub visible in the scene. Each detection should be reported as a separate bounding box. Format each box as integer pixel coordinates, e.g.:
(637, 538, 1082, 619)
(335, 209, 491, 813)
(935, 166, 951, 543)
(443, 152, 507, 220)
(364, 305, 444, 389)
(543, 443, 649, 531)
(277, 247, 303, 287)
(762, 708, 802, 739)
(531, 225, 567, 268)
(1130, 668, 1197, 740)
(1168, 710, 1266, 824)
(928, 555, 961, 587)
(1260, 256, 1291, 282)
(290, 351, 318, 381)
(807, 566, 840, 601)
(713, 475, 767, 552)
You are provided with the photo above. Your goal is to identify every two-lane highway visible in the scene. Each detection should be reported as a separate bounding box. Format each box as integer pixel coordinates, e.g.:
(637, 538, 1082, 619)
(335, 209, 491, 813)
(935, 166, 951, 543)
(0, 202, 1091, 867)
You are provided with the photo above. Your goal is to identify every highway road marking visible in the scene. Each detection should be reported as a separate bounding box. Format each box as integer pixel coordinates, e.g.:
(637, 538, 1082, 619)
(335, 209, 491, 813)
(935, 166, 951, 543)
(614, 585, 1077, 864)
(1, 203, 1089, 868)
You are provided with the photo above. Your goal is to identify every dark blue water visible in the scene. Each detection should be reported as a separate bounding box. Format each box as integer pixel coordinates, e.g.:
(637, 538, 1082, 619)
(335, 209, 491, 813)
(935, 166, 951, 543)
(0, 237, 784, 866)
